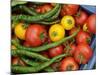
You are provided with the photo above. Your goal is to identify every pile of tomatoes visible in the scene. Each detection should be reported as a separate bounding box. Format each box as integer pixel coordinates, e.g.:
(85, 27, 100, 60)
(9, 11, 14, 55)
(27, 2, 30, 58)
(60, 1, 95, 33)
(12, 3, 96, 71)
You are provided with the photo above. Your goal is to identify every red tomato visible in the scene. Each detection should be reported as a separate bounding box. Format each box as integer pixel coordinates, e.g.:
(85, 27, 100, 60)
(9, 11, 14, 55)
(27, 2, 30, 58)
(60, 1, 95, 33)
(25, 24, 47, 47)
(69, 27, 78, 35)
(41, 51, 50, 58)
(86, 14, 96, 34)
(59, 57, 79, 71)
(23, 41, 31, 47)
(60, 4, 79, 16)
(75, 10, 88, 26)
(76, 30, 91, 44)
(12, 57, 19, 65)
(12, 57, 26, 66)
(74, 44, 93, 64)
(64, 44, 76, 56)
(36, 4, 53, 13)
(48, 45, 64, 58)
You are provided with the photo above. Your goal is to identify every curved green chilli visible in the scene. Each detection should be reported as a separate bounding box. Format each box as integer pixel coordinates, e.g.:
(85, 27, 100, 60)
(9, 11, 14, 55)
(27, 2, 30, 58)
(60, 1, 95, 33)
(21, 57, 55, 72)
(12, 4, 60, 22)
(12, 54, 66, 73)
(11, 28, 80, 52)
(45, 5, 61, 22)
(19, 6, 38, 15)
(33, 19, 60, 25)
(11, 50, 50, 61)
(21, 57, 42, 67)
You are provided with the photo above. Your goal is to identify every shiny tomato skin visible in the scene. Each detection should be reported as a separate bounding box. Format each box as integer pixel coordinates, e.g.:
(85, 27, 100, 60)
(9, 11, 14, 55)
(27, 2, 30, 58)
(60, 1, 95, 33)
(60, 4, 79, 16)
(25, 24, 47, 47)
(48, 45, 64, 58)
(75, 11, 88, 26)
(74, 44, 93, 64)
(59, 57, 79, 71)
(86, 14, 96, 34)
(76, 30, 91, 44)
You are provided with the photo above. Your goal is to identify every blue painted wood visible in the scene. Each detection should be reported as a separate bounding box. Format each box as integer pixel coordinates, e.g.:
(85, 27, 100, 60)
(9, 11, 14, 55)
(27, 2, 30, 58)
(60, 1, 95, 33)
(81, 5, 96, 14)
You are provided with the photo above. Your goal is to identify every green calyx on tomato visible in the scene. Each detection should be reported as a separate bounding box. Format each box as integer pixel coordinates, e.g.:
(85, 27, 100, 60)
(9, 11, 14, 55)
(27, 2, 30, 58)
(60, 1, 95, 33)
(40, 32, 47, 41)
(67, 19, 73, 25)
(51, 31, 58, 37)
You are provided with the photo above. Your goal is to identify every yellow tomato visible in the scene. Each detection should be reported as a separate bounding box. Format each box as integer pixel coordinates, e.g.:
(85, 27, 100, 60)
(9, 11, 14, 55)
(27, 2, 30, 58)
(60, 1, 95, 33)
(14, 23, 26, 40)
(61, 15, 75, 30)
(49, 24, 65, 42)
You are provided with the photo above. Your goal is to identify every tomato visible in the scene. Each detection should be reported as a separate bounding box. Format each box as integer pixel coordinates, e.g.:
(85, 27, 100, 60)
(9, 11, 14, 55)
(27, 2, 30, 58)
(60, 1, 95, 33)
(12, 57, 19, 65)
(12, 57, 26, 66)
(14, 23, 26, 40)
(48, 45, 64, 58)
(69, 27, 78, 35)
(36, 4, 53, 13)
(60, 4, 79, 16)
(86, 14, 96, 34)
(76, 30, 91, 44)
(74, 44, 93, 64)
(64, 44, 76, 56)
(59, 57, 79, 71)
(75, 10, 88, 26)
(49, 24, 65, 42)
(25, 24, 47, 47)
(41, 51, 50, 58)
(61, 15, 75, 30)
(23, 41, 31, 47)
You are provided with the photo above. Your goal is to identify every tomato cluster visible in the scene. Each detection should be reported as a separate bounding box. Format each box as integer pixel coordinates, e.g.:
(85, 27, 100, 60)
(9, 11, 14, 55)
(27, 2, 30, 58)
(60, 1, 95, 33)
(12, 3, 96, 72)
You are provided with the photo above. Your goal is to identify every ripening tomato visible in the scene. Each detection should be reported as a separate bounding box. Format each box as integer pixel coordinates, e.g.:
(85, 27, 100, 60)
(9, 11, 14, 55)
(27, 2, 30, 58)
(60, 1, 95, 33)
(14, 23, 26, 40)
(49, 24, 65, 42)
(86, 14, 96, 34)
(59, 57, 79, 71)
(25, 24, 47, 47)
(61, 15, 75, 30)
(48, 45, 64, 58)
(60, 4, 79, 16)
(74, 44, 93, 64)
(76, 30, 91, 44)
(75, 10, 88, 26)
